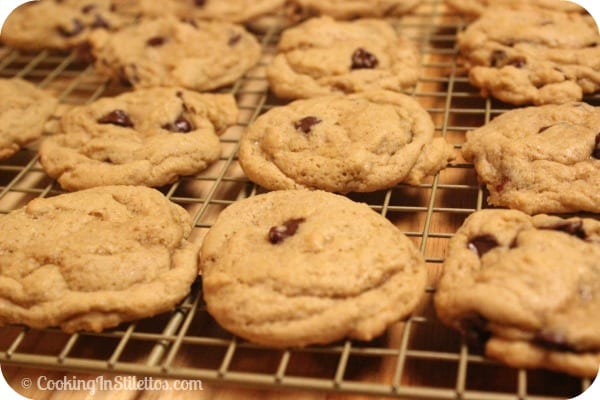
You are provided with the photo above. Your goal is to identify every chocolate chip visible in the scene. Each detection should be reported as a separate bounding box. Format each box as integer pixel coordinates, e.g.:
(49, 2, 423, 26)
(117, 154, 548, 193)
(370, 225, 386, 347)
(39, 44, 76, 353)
(294, 116, 321, 134)
(508, 57, 526, 68)
(195, 0, 206, 6)
(268, 218, 305, 244)
(162, 115, 193, 133)
(490, 50, 507, 67)
(97, 109, 134, 128)
(494, 176, 509, 193)
(91, 14, 110, 29)
(593, 133, 600, 159)
(228, 33, 242, 46)
(81, 4, 96, 13)
(458, 314, 490, 345)
(57, 18, 85, 37)
(534, 330, 574, 352)
(351, 48, 378, 69)
(147, 36, 167, 47)
(467, 234, 499, 257)
(541, 220, 587, 240)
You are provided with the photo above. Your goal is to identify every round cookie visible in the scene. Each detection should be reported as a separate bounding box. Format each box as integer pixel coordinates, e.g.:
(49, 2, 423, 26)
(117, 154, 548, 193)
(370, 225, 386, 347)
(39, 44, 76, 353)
(457, 7, 600, 105)
(238, 90, 455, 192)
(1, 0, 128, 51)
(444, 0, 585, 17)
(0, 185, 199, 333)
(0, 78, 58, 160)
(110, 0, 285, 24)
(434, 209, 600, 377)
(39, 87, 238, 191)
(266, 16, 420, 99)
(286, 0, 420, 20)
(462, 102, 600, 214)
(200, 190, 428, 347)
(89, 16, 261, 91)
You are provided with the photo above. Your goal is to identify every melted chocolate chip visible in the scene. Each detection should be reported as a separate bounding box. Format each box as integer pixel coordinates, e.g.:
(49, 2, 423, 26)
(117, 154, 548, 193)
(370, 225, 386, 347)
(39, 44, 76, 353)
(57, 18, 85, 37)
(294, 116, 321, 134)
(81, 4, 96, 13)
(534, 330, 574, 352)
(228, 33, 242, 46)
(91, 14, 110, 29)
(508, 57, 526, 68)
(458, 314, 490, 345)
(494, 176, 509, 193)
(541, 220, 587, 240)
(162, 115, 193, 133)
(351, 48, 378, 69)
(97, 109, 134, 128)
(195, 0, 206, 6)
(147, 36, 167, 47)
(268, 218, 305, 244)
(593, 133, 600, 159)
(490, 49, 507, 67)
(467, 234, 499, 257)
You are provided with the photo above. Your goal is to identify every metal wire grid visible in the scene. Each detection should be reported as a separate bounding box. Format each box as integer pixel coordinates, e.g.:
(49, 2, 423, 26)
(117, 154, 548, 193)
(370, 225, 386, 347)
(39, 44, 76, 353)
(0, 1, 598, 398)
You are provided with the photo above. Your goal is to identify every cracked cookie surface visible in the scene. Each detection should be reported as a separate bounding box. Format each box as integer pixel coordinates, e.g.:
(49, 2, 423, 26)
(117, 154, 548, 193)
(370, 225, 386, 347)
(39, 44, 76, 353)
(0, 78, 58, 160)
(239, 90, 454, 193)
(200, 190, 427, 347)
(286, 0, 419, 20)
(0, 185, 199, 333)
(39, 87, 238, 190)
(462, 102, 600, 214)
(89, 16, 261, 91)
(434, 209, 600, 377)
(266, 16, 420, 99)
(457, 8, 600, 105)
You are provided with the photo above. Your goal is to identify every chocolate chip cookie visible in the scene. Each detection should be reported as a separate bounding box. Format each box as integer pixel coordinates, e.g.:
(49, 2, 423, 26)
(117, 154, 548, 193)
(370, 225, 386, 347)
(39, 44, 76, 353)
(457, 7, 600, 105)
(445, 0, 585, 17)
(0, 185, 199, 332)
(434, 209, 600, 377)
(1, 0, 127, 51)
(0, 78, 58, 160)
(239, 90, 454, 192)
(89, 16, 261, 90)
(462, 102, 600, 214)
(266, 16, 420, 99)
(200, 189, 427, 347)
(39, 87, 238, 190)
(286, 0, 420, 20)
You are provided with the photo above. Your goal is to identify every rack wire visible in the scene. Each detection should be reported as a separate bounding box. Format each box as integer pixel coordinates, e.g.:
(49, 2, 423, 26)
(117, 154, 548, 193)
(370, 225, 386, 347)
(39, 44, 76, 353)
(0, 1, 598, 398)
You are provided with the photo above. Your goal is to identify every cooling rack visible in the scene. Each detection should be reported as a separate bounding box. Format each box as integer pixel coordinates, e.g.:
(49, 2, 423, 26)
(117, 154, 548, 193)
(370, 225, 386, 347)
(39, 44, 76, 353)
(0, 1, 598, 399)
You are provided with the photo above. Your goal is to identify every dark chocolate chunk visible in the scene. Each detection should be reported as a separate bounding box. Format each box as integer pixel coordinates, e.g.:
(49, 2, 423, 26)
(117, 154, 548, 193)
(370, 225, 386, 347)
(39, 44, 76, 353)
(508, 57, 526, 68)
(294, 116, 322, 134)
(534, 329, 574, 352)
(162, 115, 193, 133)
(351, 48, 378, 69)
(458, 314, 491, 345)
(467, 234, 499, 257)
(195, 0, 206, 6)
(57, 18, 85, 37)
(490, 49, 507, 67)
(540, 220, 587, 240)
(97, 109, 134, 128)
(268, 218, 306, 244)
(147, 36, 167, 47)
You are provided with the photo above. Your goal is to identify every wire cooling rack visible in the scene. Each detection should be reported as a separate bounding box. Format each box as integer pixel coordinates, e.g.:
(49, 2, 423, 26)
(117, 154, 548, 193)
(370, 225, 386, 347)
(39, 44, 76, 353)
(0, 1, 598, 398)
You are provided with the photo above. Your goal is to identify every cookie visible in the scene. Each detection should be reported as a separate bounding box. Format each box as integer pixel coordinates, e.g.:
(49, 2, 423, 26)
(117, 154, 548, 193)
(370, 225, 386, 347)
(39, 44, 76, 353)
(287, 0, 419, 20)
(0, 78, 58, 160)
(266, 16, 420, 99)
(1, 0, 127, 51)
(434, 209, 600, 377)
(89, 16, 261, 91)
(200, 190, 427, 347)
(462, 102, 600, 214)
(39, 87, 238, 191)
(444, 0, 585, 17)
(238, 90, 454, 192)
(0, 185, 198, 333)
(457, 7, 600, 105)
